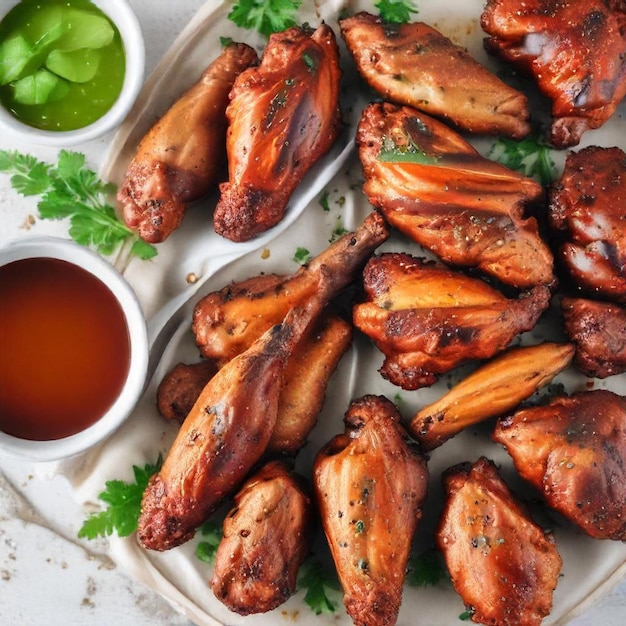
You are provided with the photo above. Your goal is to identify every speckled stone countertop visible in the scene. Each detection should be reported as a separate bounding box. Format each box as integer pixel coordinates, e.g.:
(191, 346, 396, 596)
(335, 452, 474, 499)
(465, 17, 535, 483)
(0, 1, 625, 625)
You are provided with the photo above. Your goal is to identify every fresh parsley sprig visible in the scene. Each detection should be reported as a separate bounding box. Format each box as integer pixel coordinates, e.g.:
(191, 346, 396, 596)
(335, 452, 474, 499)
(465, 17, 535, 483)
(0, 149, 156, 260)
(195, 520, 223, 563)
(406, 549, 447, 587)
(489, 135, 556, 186)
(77, 456, 162, 539)
(228, 0, 303, 38)
(297, 557, 342, 615)
(375, 0, 419, 24)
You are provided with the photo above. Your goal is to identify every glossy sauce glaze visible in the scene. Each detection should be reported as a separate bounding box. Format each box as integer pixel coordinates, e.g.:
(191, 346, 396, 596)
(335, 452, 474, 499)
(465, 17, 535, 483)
(0, 257, 130, 440)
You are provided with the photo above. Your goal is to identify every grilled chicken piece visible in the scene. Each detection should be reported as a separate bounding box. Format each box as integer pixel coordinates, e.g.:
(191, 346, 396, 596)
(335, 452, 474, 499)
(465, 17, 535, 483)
(269, 314, 352, 455)
(156, 360, 218, 423)
(493, 390, 626, 540)
(138, 217, 388, 551)
(438, 458, 562, 626)
(357, 102, 554, 288)
(193, 211, 388, 364)
(117, 43, 258, 243)
(213, 24, 342, 242)
(549, 146, 626, 304)
(561, 297, 626, 378)
(340, 12, 530, 138)
(210, 460, 312, 615)
(352, 253, 552, 389)
(481, 0, 626, 148)
(157, 316, 352, 454)
(410, 342, 574, 450)
(313, 395, 429, 626)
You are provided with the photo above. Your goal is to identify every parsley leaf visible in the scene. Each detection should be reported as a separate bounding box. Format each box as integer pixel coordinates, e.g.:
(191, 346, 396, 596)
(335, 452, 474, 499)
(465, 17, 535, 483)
(375, 0, 419, 24)
(0, 149, 157, 260)
(228, 0, 303, 38)
(406, 549, 446, 587)
(293, 246, 312, 265)
(319, 190, 330, 212)
(77, 456, 162, 539)
(489, 135, 556, 186)
(195, 519, 223, 563)
(297, 557, 341, 615)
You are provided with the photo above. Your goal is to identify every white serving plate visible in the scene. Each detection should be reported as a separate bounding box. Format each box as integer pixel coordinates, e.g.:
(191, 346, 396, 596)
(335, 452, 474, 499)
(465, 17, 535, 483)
(63, 1, 626, 625)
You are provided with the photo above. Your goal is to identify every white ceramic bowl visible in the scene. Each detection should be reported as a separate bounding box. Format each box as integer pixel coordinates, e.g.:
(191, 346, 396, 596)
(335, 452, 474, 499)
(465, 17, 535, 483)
(0, 236, 149, 462)
(0, 0, 145, 146)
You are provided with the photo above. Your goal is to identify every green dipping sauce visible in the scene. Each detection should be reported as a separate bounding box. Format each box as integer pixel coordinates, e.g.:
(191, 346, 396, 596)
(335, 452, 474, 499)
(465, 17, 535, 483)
(0, 0, 126, 131)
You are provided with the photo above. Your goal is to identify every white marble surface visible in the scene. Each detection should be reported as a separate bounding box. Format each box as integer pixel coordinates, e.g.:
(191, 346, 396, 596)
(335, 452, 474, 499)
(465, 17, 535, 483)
(0, 1, 625, 625)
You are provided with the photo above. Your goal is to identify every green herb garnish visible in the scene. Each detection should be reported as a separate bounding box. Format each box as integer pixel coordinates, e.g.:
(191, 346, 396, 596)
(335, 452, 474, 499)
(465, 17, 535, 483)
(319, 189, 330, 212)
(377, 135, 439, 165)
(293, 246, 312, 265)
(406, 549, 446, 587)
(459, 608, 475, 621)
(329, 216, 349, 243)
(0, 149, 157, 260)
(78, 456, 163, 539)
(195, 520, 223, 563)
(489, 135, 556, 186)
(375, 0, 419, 24)
(297, 557, 341, 615)
(228, 0, 303, 38)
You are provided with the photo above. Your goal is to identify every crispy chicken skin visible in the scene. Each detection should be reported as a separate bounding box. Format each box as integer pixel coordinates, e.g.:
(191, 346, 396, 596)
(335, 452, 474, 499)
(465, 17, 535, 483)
(481, 0, 626, 148)
(213, 25, 343, 242)
(210, 460, 312, 615)
(117, 43, 258, 243)
(549, 146, 626, 304)
(193, 211, 388, 364)
(561, 297, 626, 378)
(156, 360, 218, 423)
(352, 253, 552, 389)
(437, 458, 562, 626)
(410, 342, 574, 450)
(313, 395, 429, 626)
(357, 102, 554, 288)
(138, 216, 388, 551)
(340, 12, 530, 138)
(493, 390, 626, 540)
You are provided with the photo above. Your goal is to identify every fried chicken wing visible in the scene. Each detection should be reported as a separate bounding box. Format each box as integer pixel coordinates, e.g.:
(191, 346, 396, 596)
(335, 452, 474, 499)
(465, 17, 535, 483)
(213, 25, 342, 242)
(138, 216, 388, 551)
(117, 42, 258, 243)
(313, 395, 429, 626)
(437, 457, 562, 626)
(561, 297, 626, 378)
(481, 0, 626, 148)
(193, 211, 388, 364)
(410, 342, 574, 450)
(549, 146, 626, 304)
(352, 253, 552, 389)
(156, 360, 218, 423)
(493, 390, 626, 540)
(269, 314, 352, 455)
(340, 12, 530, 138)
(357, 102, 554, 288)
(209, 460, 312, 615)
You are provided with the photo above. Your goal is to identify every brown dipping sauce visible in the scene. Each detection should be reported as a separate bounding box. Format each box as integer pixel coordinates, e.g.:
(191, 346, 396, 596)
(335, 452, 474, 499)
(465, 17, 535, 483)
(0, 257, 130, 440)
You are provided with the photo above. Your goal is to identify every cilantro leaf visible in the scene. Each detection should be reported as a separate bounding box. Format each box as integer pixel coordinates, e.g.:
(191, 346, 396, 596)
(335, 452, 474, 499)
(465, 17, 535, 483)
(228, 0, 303, 38)
(375, 0, 419, 24)
(406, 549, 446, 587)
(319, 190, 330, 212)
(0, 149, 157, 260)
(195, 519, 223, 563)
(329, 216, 349, 243)
(78, 456, 163, 540)
(489, 135, 556, 186)
(297, 557, 341, 615)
